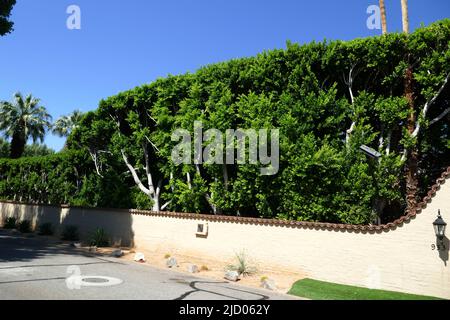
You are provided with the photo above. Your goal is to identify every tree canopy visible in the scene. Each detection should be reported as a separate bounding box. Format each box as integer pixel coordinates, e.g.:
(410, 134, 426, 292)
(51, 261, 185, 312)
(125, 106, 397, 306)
(1, 20, 449, 225)
(0, 0, 16, 36)
(0, 93, 52, 158)
(53, 110, 84, 138)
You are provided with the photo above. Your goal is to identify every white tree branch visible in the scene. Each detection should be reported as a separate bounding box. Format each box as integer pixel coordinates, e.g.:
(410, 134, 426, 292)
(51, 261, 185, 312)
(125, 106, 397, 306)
(88, 149, 104, 178)
(142, 143, 155, 195)
(161, 200, 172, 211)
(156, 179, 163, 197)
(195, 164, 218, 214)
(186, 172, 192, 190)
(429, 106, 450, 126)
(345, 64, 357, 145)
(385, 131, 392, 155)
(412, 72, 450, 138)
(121, 149, 151, 196)
(145, 135, 160, 153)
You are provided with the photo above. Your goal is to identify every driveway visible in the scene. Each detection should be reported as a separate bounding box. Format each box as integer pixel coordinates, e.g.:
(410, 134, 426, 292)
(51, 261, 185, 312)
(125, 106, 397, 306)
(0, 229, 295, 300)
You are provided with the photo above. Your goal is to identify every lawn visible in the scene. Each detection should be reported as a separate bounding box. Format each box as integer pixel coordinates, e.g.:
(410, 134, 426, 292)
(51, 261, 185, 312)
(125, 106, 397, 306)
(288, 278, 443, 300)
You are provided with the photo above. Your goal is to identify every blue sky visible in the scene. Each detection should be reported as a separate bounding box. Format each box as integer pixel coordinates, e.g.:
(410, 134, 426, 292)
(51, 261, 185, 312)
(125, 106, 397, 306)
(1, 0, 449, 151)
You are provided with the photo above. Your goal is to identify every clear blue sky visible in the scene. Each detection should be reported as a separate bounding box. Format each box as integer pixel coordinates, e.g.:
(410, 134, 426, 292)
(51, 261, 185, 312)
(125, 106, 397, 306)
(1, 0, 449, 151)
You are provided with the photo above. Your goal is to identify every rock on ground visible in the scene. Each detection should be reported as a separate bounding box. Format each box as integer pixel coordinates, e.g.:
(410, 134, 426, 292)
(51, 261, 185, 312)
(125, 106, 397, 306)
(166, 257, 178, 268)
(134, 252, 146, 262)
(187, 264, 199, 273)
(260, 278, 277, 291)
(224, 270, 240, 282)
(111, 249, 123, 258)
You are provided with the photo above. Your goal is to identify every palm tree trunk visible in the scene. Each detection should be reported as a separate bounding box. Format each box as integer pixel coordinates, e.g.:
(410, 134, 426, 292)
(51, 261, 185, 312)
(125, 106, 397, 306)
(10, 118, 26, 158)
(401, 0, 417, 212)
(401, 0, 409, 33)
(10, 130, 26, 159)
(379, 0, 387, 34)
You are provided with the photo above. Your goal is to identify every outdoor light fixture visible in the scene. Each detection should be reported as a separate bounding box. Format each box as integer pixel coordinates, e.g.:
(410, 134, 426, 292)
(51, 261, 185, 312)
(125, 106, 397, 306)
(359, 145, 382, 160)
(433, 210, 447, 240)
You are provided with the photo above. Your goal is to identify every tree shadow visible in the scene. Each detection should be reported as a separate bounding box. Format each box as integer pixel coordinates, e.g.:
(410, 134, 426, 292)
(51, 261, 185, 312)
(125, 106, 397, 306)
(58, 207, 134, 248)
(0, 229, 101, 263)
(0, 203, 135, 263)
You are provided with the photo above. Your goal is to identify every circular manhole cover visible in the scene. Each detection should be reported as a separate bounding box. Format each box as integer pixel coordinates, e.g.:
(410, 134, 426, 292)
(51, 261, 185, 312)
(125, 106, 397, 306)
(82, 277, 110, 284)
(76, 276, 123, 287)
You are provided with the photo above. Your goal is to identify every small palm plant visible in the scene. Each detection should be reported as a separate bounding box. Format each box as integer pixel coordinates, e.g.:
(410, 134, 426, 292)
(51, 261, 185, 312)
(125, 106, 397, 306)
(4, 217, 17, 229)
(226, 251, 257, 277)
(18, 220, 32, 233)
(89, 228, 109, 247)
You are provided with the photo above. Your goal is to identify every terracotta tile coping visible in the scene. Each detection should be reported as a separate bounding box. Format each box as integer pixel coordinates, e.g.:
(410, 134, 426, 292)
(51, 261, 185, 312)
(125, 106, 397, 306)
(1, 166, 449, 234)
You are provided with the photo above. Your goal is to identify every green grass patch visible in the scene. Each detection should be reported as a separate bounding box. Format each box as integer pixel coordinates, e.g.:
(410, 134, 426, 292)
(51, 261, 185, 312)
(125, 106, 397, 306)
(288, 278, 443, 300)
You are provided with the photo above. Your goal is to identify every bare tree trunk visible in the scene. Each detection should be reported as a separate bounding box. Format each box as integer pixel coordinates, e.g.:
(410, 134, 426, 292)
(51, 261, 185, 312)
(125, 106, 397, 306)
(401, 1, 417, 212)
(344, 64, 357, 145)
(223, 164, 229, 191)
(379, 0, 388, 34)
(152, 197, 160, 212)
(401, 0, 409, 33)
(195, 164, 220, 214)
(404, 66, 418, 212)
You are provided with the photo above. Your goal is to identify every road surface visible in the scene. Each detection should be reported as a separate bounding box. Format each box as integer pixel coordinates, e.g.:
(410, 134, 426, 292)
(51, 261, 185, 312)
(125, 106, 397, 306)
(0, 229, 296, 300)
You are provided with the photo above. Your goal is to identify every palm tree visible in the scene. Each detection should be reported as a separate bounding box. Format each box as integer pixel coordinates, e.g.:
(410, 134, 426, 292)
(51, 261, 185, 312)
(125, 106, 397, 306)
(400, 0, 417, 211)
(0, 93, 52, 159)
(52, 110, 84, 137)
(379, 0, 388, 34)
(401, 0, 409, 33)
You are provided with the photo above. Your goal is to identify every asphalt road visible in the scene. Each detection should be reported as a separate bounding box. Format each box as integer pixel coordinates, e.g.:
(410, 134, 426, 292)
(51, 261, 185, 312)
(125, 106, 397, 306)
(0, 229, 295, 300)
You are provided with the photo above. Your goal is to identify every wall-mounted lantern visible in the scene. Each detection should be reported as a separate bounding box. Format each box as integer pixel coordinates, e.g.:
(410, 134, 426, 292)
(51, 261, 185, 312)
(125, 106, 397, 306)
(433, 210, 446, 240)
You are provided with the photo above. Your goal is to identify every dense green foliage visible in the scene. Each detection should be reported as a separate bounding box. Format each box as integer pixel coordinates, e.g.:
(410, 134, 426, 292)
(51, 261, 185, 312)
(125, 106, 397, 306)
(0, 138, 55, 158)
(0, 138, 8, 157)
(0, 21, 449, 224)
(0, 150, 132, 207)
(0, 0, 15, 36)
(22, 144, 55, 157)
(288, 278, 441, 300)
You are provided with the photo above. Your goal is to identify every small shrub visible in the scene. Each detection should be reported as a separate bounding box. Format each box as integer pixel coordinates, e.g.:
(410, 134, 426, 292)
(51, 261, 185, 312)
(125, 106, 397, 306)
(61, 225, 79, 241)
(38, 222, 54, 236)
(226, 251, 257, 277)
(18, 220, 32, 233)
(3, 217, 17, 229)
(200, 265, 209, 272)
(164, 253, 171, 259)
(260, 276, 269, 282)
(90, 228, 109, 247)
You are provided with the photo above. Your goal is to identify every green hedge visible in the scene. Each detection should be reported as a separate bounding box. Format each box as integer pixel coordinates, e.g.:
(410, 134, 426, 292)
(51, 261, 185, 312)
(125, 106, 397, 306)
(1, 20, 450, 224)
(0, 150, 133, 208)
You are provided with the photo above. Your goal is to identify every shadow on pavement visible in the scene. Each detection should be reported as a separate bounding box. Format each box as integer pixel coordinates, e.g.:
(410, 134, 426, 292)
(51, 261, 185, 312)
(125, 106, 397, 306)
(0, 229, 118, 265)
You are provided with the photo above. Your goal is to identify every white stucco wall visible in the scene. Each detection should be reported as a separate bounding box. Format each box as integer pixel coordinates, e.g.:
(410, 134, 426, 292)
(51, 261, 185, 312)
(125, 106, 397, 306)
(1, 171, 449, 298)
